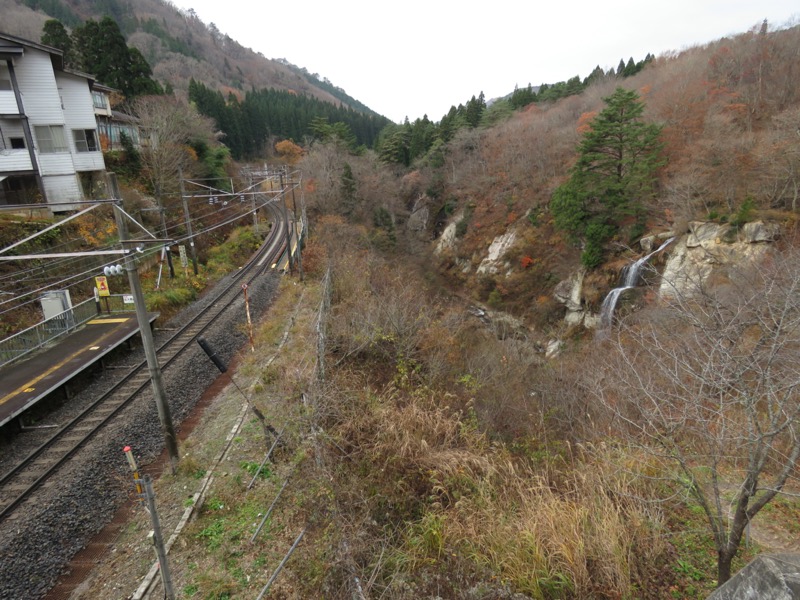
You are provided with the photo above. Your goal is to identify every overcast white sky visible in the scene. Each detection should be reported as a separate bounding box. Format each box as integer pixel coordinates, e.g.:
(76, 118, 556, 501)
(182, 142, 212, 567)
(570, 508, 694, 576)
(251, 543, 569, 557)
(170, 0, 798, 124)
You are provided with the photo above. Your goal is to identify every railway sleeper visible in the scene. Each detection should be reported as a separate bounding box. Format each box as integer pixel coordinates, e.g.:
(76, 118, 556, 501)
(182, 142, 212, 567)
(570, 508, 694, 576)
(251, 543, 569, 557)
(1, 484, 30, 494)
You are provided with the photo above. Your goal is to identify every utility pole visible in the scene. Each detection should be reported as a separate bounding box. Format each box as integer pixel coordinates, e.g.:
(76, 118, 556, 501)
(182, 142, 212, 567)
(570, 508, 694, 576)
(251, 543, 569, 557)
(178, 169, 198, 275)
(290, 175, 303, 281)
(110, 175, 179, 473)
(247, 171, 260, 235)
(155, 183, 174, 279)
(279, 172, 294, 274)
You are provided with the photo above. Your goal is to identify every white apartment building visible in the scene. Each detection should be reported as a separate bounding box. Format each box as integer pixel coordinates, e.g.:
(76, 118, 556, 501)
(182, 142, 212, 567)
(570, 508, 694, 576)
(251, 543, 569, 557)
(0, 32, 107, 213)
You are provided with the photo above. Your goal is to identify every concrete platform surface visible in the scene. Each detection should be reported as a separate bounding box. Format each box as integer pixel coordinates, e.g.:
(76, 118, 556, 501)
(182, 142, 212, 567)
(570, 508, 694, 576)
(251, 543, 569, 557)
(0, 312, 158, 429)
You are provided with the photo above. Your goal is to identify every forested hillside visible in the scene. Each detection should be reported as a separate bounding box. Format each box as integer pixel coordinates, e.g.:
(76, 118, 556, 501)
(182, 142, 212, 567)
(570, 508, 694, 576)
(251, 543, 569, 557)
(284, 17, 800, 598)
(350, 19, 800, 321)
(3, 2, 800, 596)
(0, 0, 384, 118)
(2, 0, 325, 98)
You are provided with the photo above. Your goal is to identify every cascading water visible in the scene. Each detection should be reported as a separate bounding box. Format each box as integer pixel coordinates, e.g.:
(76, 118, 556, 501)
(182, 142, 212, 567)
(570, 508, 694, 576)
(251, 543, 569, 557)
(598, 237, 675, 328)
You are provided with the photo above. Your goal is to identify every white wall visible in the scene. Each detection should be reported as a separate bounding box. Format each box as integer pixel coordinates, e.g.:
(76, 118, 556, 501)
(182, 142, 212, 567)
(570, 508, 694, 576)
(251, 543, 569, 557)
(0, 91, 16, 115)
(0, 119, 26, 139)
(43, 173, 82, 208)
(59, 73, 97, 130)
(37, 153, 74, 176)
(72, 152, 104, 171)
(0, 64, 18, 114)
(0, 151, 33, 171)
(15, 49, 65, 126)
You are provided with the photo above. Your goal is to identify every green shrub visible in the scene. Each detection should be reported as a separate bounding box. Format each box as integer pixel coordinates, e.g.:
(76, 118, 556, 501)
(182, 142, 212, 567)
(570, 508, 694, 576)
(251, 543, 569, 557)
(730, 197, 756, 229)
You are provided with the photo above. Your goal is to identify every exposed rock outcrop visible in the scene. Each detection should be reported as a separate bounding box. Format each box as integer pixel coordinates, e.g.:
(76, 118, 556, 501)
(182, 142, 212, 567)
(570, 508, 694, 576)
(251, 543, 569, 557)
(553, 268, 586, 326)
(477, 231, 517, 275)
(435, 219, 459, 254)
(551, 221, 780, 336)
(660, 221, 778, 298)
(406, 195, 430, 233)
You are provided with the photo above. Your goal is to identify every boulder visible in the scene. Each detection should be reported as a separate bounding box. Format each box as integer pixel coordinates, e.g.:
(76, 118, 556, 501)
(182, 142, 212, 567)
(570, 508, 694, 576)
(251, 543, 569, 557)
(686, 221, 727, 248)
(640, 231, 675, 253)
(553, 269, 585, 313)
(742, 221, 780, 243)
(545, 339, 563, 359)
(708, 554, 800, 600)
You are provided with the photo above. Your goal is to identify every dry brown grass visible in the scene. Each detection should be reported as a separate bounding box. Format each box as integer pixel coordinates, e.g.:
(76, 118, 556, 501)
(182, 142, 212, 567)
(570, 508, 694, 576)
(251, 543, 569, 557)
(443, 450, 668, 598)
(325, 372, 668, 597)
(297, 225, 674, 597)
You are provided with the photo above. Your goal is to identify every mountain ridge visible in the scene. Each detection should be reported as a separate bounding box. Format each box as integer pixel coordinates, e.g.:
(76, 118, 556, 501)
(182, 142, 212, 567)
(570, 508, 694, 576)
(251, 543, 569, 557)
(0, 0, 384, 117)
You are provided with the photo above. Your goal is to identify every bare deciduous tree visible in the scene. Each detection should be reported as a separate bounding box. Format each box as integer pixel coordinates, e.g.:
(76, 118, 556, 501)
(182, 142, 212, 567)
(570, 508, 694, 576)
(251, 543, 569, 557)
(757, 106, 800, 211)
(592, 250, 800, 585)
(130, 95, 218, 199)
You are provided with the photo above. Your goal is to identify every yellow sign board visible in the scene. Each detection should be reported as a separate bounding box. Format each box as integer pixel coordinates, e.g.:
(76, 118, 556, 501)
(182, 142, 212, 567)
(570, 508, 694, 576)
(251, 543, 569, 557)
(95, 275, 110, 297)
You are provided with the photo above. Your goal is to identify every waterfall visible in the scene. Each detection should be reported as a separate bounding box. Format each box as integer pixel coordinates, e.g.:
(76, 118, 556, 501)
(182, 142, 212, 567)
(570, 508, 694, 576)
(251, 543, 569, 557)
(598, 237, 675, 328)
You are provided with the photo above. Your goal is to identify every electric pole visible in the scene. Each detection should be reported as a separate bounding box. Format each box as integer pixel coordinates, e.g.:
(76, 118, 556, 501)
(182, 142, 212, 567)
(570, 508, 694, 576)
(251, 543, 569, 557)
(279, 172, 294, 274)
(110, 175, 179, 473)
(178, 169, 199, 275)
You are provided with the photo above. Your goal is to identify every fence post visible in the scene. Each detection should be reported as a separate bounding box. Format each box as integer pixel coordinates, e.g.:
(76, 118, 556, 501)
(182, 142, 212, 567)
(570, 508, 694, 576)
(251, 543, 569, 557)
(143, 475, 175, 600)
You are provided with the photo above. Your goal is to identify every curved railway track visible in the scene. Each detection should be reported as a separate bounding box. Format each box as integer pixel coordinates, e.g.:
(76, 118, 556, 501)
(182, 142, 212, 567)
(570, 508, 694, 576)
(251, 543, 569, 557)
(0, 199, 291, 522)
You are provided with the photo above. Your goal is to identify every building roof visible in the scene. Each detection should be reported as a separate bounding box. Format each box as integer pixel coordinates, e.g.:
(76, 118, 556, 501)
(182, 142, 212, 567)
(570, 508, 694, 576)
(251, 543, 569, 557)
(0, 31, 64, 71)
(0, 31, 97, 85)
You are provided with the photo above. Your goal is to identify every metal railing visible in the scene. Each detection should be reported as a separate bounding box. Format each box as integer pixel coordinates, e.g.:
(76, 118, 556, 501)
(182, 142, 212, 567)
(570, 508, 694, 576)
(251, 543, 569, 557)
(0, 296, 132, 368)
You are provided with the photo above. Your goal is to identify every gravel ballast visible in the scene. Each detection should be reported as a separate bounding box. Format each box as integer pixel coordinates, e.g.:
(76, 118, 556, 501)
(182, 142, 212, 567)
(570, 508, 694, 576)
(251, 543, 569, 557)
(0, 270, 280, 600)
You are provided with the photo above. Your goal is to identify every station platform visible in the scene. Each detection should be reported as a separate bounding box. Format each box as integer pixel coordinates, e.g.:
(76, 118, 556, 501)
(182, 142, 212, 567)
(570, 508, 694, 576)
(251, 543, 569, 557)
(0, 312, 158, 429)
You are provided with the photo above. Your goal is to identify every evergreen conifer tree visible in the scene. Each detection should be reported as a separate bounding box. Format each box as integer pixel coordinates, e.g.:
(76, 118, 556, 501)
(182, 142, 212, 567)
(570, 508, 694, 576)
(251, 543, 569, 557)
(623, 57, 637, 77)
(72, 17, 161, 98)
(551, 87, 664, 268)
(41, 19, 76, 67)
(340, 162, 358, 215)
(465, 92, 486, 127)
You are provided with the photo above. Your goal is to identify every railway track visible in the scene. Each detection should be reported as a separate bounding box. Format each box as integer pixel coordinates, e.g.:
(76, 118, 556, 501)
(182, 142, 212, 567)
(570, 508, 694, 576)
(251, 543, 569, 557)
(0, 198, 293, 522)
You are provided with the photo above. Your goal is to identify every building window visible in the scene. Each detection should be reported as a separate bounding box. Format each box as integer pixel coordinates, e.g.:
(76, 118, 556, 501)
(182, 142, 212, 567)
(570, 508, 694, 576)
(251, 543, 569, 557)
(0, 79, 12, 91)
(10, 137, 25, 149)
(91, 91, 106, 109)
(73, 129, 98, 152)
(34, 125, 68, 153)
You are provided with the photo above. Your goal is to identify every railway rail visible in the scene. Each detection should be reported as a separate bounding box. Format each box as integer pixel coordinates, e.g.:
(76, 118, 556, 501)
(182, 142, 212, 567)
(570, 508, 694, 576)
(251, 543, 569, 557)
(0, 199, 291, 523)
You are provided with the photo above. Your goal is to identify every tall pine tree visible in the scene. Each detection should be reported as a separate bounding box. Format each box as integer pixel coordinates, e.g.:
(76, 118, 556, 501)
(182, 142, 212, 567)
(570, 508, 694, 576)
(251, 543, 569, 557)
(551, 87, 664, 268)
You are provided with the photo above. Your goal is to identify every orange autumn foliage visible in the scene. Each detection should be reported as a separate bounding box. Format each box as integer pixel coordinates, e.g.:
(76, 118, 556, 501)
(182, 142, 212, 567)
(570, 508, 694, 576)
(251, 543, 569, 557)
(275, 139, 304, 164)
(577, 111, 597, 134)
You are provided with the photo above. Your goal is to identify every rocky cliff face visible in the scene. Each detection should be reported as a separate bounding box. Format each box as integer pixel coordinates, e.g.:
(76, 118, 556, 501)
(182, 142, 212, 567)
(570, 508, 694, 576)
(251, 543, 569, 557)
(552, 221, 781, 330)
(659, 221, 780, 298)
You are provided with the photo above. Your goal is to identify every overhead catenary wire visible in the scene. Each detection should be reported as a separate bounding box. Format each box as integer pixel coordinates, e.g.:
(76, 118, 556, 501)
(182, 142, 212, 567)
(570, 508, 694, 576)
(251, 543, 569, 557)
(0, 173, 300, 315)
(0, 198, 227, 288)
(0, 192, 288, 311)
